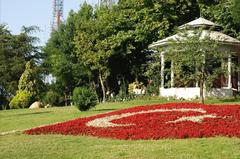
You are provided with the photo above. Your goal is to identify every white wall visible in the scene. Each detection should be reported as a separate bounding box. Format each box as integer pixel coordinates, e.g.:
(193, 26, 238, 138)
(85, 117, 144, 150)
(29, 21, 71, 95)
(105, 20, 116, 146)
(160, 88, 200, 99)
(160, 87, 233, 99)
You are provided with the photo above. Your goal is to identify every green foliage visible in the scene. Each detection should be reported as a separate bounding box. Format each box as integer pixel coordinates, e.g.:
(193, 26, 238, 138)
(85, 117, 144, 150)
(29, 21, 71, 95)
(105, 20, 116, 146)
(42, 0, 239, 104)
(73, 87, 98, 111)
(18, 61, 35, 94)
(43, 10, 89, 98)
(200, 0, 240, 39)
(165, 29, 230, 103)
(0, 86, 11, 110)
(9, 90, 32, 109)
(117, 80, 128, 100)
(43, 91, 61, 106)
(0, 25, 40, 99)
(18, 61, 43, 100)
(232, 0, 240, 25)
(73, 0, 199, 102)
(146, 80, 160, 96)
(145, 52, 161, 96)
(74, 3, 114, 102)
(0, 95, 9, 110)
(8, 61, 44, 109)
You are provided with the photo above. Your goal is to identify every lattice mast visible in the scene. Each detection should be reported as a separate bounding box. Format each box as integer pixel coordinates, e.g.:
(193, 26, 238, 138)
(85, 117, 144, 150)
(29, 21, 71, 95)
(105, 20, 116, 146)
(51, 0, 64, 31)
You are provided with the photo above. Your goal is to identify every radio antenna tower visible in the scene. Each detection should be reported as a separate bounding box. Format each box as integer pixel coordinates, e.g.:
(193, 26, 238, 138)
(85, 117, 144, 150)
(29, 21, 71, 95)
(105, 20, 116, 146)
(52, 0, 64, 31)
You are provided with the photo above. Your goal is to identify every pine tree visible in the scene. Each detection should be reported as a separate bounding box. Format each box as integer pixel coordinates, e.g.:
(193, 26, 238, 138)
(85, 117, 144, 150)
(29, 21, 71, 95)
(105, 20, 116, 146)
(9, 61, 43, 108)
(18, 61, 38, 97)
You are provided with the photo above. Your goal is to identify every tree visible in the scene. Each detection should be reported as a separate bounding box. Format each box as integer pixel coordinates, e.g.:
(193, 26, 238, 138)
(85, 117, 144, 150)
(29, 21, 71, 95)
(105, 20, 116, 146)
(43, 10, 89, 105)
(0, 86, 9, 110)
(144, 51, 162, 95)
(73, 0, 201, 102)
(199, 0, 240, 40)
(18, 61, 43, 98)
(166, 29, 230, 103)
(106, 0, 200, 95)
(0, 25, 40, 108)
(45, 0, 237, 103)
(232, 0, 240, 25)
(9, 61, 43, 108)
(74, 3, 115, 102)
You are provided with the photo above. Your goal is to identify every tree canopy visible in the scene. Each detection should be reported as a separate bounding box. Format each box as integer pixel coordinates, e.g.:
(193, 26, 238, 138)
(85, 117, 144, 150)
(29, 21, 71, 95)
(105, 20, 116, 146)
(1, 0, 239, 108)
(0, 25, 41, 109)
(42, 0, 240, 103)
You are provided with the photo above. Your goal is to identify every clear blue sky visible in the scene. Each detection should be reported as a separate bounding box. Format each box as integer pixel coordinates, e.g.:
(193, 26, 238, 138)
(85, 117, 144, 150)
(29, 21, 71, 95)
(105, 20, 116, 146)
(0, 0, 98, 46)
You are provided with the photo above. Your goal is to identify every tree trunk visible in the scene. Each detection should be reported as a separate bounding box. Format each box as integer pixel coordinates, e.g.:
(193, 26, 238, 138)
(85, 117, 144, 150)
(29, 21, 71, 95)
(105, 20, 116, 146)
(199, 79, 204, 104)
(99, 71, 106, 103)
(64, 93, 68, 106)
(200, 62, 205, 104)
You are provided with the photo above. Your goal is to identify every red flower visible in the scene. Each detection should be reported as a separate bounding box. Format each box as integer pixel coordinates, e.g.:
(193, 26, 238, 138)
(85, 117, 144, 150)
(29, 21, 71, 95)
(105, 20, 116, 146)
(24, 103, 240, 140)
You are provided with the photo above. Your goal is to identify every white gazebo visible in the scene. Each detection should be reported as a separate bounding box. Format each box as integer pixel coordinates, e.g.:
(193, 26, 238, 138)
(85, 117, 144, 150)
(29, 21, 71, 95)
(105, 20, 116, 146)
(149, 17, 240, 99)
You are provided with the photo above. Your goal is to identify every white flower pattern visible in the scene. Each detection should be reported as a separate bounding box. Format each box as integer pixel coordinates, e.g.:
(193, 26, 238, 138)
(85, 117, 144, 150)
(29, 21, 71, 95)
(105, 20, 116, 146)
(86, 108, 218, 128)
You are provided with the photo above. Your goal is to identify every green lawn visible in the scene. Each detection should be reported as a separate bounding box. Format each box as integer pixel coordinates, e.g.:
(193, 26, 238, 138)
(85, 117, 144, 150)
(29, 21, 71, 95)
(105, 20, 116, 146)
(0, 97, 239, 159)
(0, 98, 172, 132)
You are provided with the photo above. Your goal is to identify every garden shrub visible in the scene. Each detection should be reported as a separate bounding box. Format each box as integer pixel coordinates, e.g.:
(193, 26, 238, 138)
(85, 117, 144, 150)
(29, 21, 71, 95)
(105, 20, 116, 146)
(0, 95, 9, 110)
(146, 83, 159, 96)
(9, 90, 32, 109)
(43, 91, 60, 106)
(73, 87, 98, 111)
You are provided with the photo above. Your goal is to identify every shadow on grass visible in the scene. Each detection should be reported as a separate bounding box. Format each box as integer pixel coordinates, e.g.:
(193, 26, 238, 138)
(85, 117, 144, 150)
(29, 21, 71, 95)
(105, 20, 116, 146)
(15, 111, 53, 116)
(93, 109, 117, 112)
(205, 97, 240, 104)
(219, 98, 240, 103)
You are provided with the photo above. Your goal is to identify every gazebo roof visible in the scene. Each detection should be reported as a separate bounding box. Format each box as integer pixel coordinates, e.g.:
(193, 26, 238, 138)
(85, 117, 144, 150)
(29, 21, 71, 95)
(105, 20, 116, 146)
(178, 17, 220, 29)
(149, 18, 240, 49)
(149, 30, 240, 48)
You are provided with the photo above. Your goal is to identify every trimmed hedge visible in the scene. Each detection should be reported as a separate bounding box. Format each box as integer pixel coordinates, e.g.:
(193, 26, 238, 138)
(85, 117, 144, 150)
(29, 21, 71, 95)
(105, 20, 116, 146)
(73, 87, 98, 111)
(43, 91, 60, 106)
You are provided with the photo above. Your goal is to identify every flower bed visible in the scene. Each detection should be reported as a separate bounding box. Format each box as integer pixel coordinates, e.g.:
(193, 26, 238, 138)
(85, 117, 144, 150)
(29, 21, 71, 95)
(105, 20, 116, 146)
(24, 103, 240, 140)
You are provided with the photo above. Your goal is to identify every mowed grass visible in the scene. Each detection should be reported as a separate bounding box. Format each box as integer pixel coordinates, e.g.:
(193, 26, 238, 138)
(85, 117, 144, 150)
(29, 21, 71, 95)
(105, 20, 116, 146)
(0, 97, 173, 132)
(1, 135, 239, 159)
(0, 97, 240, 159)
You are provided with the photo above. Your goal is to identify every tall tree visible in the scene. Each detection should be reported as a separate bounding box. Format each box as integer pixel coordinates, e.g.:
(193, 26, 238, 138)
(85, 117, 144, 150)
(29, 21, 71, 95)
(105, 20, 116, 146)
(74, 0, 200, 101)
(43, 10, 89, 105)
(106, 0, 200, 89)
(74, 4, 115, 102)
(18, 60, 43, 99)
(232, 0, 240, 25)
(9, 61, 43, 109)
(199, 0, 240, 39)
(0, 25, 40, 97)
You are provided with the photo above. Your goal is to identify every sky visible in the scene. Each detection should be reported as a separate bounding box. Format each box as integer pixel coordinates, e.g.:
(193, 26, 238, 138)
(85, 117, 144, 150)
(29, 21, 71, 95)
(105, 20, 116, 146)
(0, 0, 98, 46)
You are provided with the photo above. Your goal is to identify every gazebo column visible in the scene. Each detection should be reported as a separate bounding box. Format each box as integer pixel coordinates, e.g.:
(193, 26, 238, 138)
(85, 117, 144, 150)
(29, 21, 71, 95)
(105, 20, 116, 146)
(160, 52, 165, 88)
(228, 54, 232, 88)
(171, 61, 174, 87)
